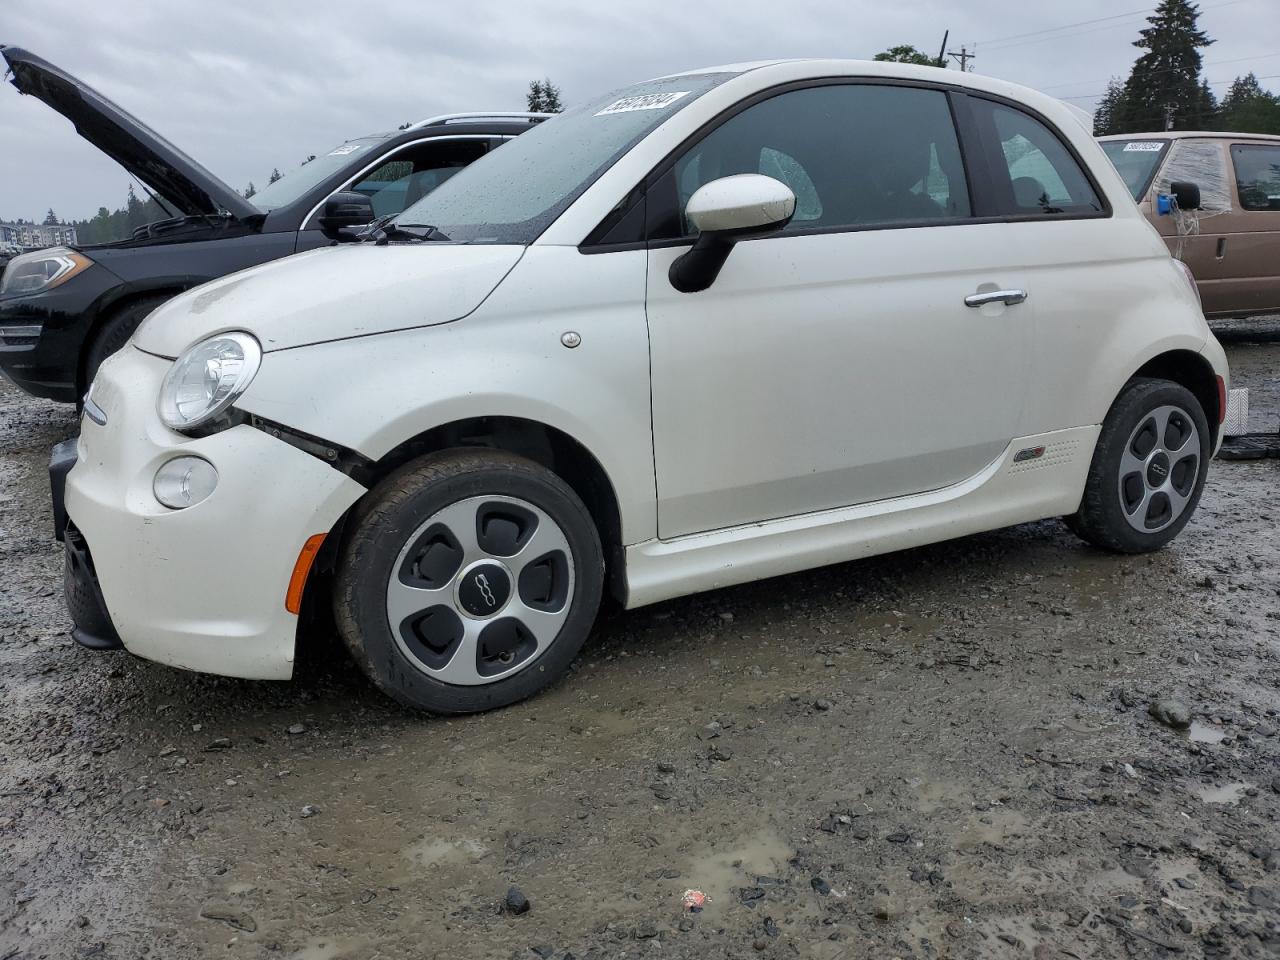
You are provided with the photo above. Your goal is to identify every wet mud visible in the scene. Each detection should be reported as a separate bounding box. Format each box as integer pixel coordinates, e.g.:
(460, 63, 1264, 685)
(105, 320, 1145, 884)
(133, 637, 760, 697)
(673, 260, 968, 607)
(2, 344, 1279, 959)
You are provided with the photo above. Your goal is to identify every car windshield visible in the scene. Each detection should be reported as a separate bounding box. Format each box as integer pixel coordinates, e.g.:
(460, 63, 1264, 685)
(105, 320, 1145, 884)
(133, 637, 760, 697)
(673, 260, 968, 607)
(394, 73, 735, 244)
(1101, 140, 1169, 200)
(250, 138, 386, 211)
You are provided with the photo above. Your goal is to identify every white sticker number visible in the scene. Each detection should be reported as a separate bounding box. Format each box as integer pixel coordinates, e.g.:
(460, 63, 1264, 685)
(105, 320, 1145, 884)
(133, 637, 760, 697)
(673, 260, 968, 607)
(1123, 142, 1164, 152)
(327, 144, 365, 156)
(595, 92, 690, 116)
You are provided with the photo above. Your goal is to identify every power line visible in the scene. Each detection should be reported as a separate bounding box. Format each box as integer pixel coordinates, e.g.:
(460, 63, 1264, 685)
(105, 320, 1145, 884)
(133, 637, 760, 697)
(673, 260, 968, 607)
(1059, 71, 1280, 102)
(973, 6, 1155, 48)
(973, 0, 1247, 54)
(1040, 51, 1280, 92)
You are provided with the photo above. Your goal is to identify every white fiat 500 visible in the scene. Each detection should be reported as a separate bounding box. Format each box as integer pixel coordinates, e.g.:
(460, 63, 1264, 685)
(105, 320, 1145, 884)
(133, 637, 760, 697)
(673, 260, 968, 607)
(60, 59, 1229, 714)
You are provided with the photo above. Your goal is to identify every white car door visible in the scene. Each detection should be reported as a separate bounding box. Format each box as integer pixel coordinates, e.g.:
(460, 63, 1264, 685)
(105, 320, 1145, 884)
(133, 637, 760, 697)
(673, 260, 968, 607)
(644, 82, 1032, 539)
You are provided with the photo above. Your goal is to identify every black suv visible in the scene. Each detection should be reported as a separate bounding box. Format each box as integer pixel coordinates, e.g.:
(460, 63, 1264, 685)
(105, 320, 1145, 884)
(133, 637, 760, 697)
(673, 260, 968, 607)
(0, 46, 546, 402)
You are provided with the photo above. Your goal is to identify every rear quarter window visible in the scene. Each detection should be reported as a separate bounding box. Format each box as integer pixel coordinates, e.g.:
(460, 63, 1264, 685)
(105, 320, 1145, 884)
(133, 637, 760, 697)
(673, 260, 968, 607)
(971, 98, 1105, 218)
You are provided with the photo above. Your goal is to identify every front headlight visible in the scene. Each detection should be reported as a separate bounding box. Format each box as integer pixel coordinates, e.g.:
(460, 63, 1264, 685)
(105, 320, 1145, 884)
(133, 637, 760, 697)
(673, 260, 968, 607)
(158, 331, 262, 432)
(0, 247, 94, 296)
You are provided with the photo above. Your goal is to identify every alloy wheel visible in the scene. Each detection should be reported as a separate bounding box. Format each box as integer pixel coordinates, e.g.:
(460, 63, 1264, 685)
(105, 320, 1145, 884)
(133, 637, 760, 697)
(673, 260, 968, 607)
(386, 495, 575, 685)
(1117, 404, 1200, 534)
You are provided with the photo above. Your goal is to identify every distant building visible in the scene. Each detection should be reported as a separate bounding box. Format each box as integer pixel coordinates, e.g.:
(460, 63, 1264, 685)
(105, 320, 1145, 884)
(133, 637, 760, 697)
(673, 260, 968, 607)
(0, 219, 78, 251)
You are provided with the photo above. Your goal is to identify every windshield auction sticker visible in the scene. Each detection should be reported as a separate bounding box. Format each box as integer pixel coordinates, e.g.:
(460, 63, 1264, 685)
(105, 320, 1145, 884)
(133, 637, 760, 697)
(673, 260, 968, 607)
(1122, 142, 1165, 152)
(327, 144, 365, 156)
(595, 92, 690, 115)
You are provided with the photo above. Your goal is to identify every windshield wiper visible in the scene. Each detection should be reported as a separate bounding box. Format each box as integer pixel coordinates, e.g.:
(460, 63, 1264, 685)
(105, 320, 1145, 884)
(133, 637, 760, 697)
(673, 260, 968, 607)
(360, 216, 451, 244)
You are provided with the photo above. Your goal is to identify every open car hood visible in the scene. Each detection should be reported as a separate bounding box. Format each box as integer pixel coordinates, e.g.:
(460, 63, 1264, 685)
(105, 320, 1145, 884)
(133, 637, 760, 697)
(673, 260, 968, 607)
(2, 45, 259, 221)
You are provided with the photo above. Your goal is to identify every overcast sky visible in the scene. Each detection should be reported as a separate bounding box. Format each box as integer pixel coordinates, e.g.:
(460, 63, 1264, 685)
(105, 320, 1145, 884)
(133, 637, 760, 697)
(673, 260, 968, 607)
(1, 0, 1275, 222)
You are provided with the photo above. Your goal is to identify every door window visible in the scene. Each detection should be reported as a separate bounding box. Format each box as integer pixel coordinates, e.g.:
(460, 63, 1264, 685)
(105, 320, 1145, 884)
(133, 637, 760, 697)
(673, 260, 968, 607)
(346, 139, 490, 220)
(1231, 144, 1280, 211)
(660, 83, 971, 238)
(972, 99, 1103, 216)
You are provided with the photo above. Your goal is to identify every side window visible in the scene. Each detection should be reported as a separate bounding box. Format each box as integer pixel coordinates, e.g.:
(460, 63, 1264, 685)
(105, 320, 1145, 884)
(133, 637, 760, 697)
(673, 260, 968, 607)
(972, 99, 1103, 216)
(1231, 144, 1280, 212)
(660, 83, 970, 238)
(346, 139, 490, 220)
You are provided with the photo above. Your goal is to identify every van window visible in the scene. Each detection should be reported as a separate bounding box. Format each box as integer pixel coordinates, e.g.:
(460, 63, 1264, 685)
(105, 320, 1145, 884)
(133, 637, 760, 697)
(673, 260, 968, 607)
(1100, 140, 1168, 200)
(1231, 144, 1280, 212)
(973, 99, 1104, 217)
(662, 83, 971, 238)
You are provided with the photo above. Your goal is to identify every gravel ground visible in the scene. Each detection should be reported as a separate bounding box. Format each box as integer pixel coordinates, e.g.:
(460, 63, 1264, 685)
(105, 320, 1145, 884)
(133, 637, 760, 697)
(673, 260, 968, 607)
(2, 344, 1279, 960)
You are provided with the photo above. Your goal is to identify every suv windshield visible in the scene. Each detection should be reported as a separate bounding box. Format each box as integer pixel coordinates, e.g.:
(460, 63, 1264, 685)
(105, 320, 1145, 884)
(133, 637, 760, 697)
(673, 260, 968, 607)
(394, 73, 735, 244)
(1101, 140, 1168, 200)
(250, 138, 386, 211)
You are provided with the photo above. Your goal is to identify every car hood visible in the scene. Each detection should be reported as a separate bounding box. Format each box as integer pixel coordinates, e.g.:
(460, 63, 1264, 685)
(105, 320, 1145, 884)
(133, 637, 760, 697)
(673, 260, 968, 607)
(133, 243, 526, 356)
(2, 45, 259, 221)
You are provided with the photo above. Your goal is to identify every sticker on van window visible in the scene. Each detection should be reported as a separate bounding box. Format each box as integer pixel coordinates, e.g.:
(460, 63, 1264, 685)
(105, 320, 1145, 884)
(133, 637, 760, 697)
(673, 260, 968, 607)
(327, 144, 365, 156)
(1123, 142, 1164, 152)
(595, 92, 689, 116)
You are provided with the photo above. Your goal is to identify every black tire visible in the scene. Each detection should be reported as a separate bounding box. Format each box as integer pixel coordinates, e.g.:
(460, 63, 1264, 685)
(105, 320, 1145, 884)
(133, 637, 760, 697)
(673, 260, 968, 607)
(84, 295, 170, 391)
(334, 449, 604, 714)
(1067, 377, 1211, 553)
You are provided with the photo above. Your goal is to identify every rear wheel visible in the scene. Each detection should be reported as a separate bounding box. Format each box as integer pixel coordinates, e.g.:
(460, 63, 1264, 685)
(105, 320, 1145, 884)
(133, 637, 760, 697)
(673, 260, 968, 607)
(1067, 377, 1210, 553)
(334, 449, 604, 714)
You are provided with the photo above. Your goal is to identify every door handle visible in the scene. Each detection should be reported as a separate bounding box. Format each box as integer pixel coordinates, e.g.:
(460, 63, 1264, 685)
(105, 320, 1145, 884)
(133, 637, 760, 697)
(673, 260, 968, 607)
(965, 289, 1028, 308)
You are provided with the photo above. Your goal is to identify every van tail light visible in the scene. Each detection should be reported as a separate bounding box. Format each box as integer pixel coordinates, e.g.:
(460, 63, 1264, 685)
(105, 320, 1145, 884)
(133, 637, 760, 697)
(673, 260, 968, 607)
(1175, 259, 1202, 311)
(1216, 376, 1227, 424)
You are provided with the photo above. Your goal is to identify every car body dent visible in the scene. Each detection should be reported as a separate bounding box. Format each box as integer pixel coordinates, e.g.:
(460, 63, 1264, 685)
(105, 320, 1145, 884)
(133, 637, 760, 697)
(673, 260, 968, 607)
(234, 245, 656, 544)
(133, 243, 527, 356)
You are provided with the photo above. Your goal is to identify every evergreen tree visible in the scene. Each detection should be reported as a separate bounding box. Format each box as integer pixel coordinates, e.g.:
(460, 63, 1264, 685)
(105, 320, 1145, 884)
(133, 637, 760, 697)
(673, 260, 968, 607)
(125, 184, 150, 234)
(243, 182, 257, 199)
(526, 78, 564, 113)
(873, 44, 941, 67)
(43, 208, 59, 225)
(1117, 0, 1215, 132)
(1093, 78, 1128, 136)
(268, 168, 282, 184)
(1219, 73, 1280, 134)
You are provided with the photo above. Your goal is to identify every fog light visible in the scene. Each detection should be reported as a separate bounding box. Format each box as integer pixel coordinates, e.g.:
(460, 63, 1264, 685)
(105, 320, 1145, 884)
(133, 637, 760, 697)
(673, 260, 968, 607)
(153, 456, 218, 509)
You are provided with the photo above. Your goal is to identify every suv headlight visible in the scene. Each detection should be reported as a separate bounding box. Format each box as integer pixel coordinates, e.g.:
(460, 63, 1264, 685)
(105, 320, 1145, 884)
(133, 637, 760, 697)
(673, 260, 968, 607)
(0, 247, 93, 296)
(158, 332, 262, 432)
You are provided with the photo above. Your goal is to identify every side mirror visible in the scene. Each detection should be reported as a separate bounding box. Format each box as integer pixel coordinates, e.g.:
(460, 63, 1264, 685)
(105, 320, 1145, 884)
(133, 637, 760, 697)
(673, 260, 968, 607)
(1170, 181, 1201, 211)
(669, 174, 796, 293)
(319, 191, 376, 240)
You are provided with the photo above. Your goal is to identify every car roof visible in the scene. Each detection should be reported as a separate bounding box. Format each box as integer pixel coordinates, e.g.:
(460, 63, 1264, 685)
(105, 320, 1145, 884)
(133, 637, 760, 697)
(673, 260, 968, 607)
(1098, 131, 1280, 143)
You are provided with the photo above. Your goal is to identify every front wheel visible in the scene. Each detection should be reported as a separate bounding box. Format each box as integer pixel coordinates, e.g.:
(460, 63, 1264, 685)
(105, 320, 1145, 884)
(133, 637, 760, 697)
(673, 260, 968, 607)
(334, 450, 604, 714)
(1067, 377, 1210, 553)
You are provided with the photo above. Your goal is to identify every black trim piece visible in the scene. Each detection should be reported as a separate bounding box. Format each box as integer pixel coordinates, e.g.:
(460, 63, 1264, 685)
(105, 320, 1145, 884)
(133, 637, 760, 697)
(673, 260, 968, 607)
(49, 438, 77, 542)
(581, 184, 647, 248)
(63, 522, 124, 651)
(246, 414, 374, 484)
(948, 92, 1000, 218)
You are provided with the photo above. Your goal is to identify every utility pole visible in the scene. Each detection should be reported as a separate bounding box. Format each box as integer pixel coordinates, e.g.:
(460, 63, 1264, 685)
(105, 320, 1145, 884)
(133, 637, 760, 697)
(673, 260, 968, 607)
(935, 30, 949, 68)
(947, 44, 975, 72)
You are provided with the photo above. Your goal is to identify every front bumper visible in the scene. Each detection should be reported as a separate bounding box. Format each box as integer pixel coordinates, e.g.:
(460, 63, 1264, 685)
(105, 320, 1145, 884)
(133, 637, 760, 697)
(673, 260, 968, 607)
(62, 345, 366, 679)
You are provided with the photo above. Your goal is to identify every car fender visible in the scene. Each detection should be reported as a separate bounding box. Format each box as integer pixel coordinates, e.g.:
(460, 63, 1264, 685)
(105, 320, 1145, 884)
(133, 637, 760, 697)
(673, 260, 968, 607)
(235, 246, 656, 545)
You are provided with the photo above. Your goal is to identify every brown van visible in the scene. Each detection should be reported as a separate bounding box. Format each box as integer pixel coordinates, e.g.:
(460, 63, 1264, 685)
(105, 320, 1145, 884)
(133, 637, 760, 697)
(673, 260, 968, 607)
(1099, 132, 1280, 319)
